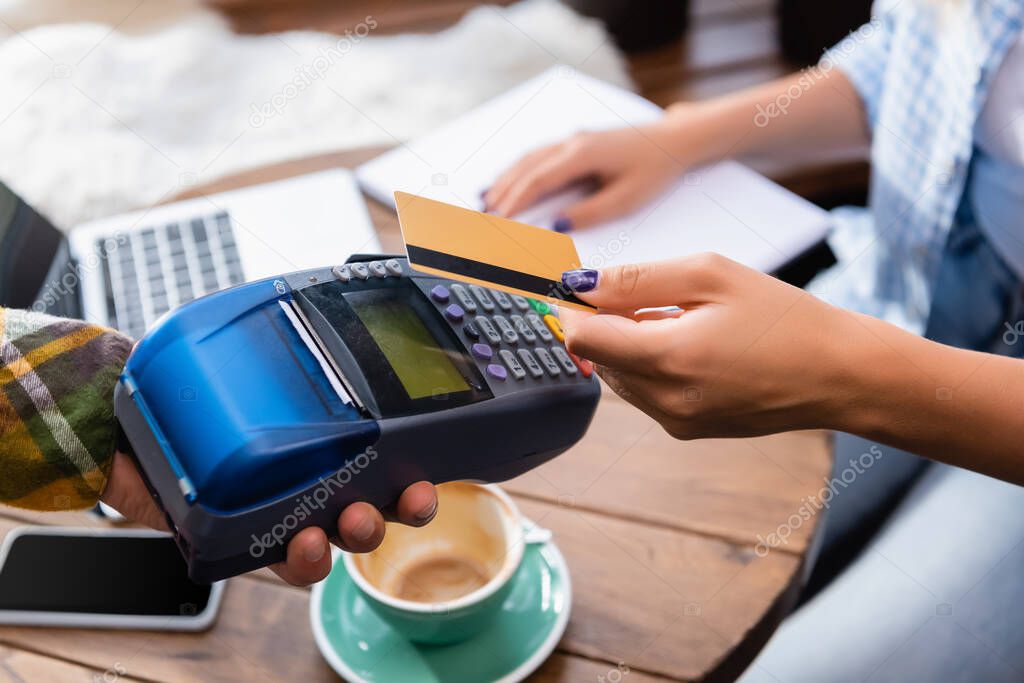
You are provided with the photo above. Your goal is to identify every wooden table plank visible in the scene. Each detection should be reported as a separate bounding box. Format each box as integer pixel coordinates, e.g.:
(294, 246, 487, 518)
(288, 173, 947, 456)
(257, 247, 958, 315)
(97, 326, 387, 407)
(657, 61, 791, 104)
(63, 402, 825, 563)
(532, 653, 676, 683)
(691, 0, 776, 22)
(0, 485, 808, 682)
(508, 387, 831, 553)
(208, 0, 517, 36)
(0, 643, 147, 683)
(512, 499, 802, 681)
(630, 16, 780, 105)
(212, 0, 779, 42)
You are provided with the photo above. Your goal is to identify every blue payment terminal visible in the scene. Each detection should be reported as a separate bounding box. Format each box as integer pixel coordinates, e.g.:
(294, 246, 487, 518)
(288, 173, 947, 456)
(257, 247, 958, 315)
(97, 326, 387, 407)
(114, 254, 599, 583)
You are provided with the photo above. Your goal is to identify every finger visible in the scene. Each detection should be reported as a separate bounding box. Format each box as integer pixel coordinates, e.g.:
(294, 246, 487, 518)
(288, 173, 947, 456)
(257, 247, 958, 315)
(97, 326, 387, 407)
(485, 144, 561, 211)
(486, 147, 552, 208)
(558, 176, 649, 229)
(492, 149, 590, 218)
(101, 451, 169, 531)
(384, 481, 437, 527)
(598, 366, 702, 440)
(575, 305, 682, 320)
(337, 501, 386, 553)
(271, 526, 332, 586)
(559, 304, 661, 356)
(595, 365, 676, 425)
(561, 253, 730, 311)
(633, 307, 685, 322)
(555, 306, 592, 334)
(564, 311, 665, 371)
(555, 307, 605, 369)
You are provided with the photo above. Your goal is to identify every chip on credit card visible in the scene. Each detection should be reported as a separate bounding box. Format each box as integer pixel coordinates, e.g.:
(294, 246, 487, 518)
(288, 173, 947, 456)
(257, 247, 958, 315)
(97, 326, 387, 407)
(394, 191, 597, 312)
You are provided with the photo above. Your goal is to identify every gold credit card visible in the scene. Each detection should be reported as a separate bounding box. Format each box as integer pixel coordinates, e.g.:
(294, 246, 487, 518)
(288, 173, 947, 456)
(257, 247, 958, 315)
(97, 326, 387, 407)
(394, 191, 596, 312)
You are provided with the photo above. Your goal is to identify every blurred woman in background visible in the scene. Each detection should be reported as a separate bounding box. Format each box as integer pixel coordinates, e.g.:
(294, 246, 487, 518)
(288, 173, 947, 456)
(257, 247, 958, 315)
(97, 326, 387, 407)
(489, 0, 1024, 679)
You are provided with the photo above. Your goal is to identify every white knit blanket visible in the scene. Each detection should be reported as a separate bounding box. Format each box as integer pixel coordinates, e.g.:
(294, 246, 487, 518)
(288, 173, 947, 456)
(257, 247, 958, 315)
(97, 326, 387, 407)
(0, 0, 629, 229)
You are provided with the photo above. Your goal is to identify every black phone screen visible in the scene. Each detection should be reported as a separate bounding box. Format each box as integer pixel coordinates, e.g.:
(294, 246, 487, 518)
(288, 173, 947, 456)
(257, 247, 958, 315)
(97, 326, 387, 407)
(0, 532, 212, 616)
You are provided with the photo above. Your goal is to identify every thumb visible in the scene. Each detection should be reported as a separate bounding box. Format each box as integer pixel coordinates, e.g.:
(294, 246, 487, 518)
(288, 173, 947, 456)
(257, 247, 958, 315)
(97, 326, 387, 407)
(561, 254, 727, 311)
(565, 312, 645, 368)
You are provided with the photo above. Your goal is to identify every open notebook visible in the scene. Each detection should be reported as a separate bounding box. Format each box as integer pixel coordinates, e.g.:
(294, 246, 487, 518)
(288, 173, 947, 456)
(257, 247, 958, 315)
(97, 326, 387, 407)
(356, 67, 830, 274)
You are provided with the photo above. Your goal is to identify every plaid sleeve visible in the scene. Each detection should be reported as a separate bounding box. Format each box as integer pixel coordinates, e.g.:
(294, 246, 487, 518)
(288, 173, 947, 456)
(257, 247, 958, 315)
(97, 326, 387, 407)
(0, 308, 131, 511)
(820, 10, 895, 132)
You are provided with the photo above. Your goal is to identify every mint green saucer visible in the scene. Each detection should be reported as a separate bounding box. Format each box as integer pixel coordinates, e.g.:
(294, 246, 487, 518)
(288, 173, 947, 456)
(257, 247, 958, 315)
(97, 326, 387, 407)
(310, 535, 571, 683)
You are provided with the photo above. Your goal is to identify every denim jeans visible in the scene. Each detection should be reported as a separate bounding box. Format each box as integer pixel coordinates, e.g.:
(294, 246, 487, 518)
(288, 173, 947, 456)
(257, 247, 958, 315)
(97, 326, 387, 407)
(806, 219, 1024, 595)
(740, 220, 1024, 681)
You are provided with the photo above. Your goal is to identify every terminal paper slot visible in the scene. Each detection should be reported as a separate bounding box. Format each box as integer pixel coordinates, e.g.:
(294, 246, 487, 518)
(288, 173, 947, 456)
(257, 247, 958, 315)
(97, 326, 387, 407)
(278, 300, 365, 413)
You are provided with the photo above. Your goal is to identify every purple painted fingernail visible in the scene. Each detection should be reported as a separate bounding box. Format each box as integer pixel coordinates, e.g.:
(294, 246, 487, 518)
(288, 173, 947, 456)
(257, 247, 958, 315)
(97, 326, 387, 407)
(562, 269, 599, 293)
(553, 216, 573, 233)
(480, 187, 490, 199)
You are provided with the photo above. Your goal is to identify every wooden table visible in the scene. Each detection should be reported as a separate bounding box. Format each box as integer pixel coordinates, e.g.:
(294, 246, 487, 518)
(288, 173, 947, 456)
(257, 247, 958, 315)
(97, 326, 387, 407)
(0, 147, 832, 682)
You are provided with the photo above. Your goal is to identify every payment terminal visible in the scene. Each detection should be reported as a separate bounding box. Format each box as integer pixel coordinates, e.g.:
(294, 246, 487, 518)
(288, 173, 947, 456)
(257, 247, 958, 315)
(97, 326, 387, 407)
(115, 254, 599, 582)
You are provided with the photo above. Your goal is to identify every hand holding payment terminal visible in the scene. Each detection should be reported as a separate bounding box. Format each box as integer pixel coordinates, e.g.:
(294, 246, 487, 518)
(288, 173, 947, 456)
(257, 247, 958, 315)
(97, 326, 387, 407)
(115, 254, 599, 582)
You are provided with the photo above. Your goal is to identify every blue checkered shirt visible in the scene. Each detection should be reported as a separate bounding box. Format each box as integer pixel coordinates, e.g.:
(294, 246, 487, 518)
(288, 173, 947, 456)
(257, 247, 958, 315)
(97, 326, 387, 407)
(820, 0, 1024, 327)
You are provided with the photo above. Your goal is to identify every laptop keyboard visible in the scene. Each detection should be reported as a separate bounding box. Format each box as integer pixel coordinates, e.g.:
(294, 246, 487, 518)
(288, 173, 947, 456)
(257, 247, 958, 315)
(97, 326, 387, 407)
(99, 211, 244, 338)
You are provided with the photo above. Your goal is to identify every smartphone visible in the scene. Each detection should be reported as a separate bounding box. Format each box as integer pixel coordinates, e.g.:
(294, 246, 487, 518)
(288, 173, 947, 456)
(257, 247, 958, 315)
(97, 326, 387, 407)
(0, 527, 224, 630)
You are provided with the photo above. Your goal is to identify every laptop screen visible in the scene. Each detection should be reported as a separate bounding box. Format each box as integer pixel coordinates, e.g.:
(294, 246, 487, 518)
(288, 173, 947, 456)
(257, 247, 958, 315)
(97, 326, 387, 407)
(0, 182, 67, 311)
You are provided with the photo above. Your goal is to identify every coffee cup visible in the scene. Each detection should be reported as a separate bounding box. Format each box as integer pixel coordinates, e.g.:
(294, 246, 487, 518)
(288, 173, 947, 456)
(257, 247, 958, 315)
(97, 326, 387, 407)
(343, 482, 549, 644)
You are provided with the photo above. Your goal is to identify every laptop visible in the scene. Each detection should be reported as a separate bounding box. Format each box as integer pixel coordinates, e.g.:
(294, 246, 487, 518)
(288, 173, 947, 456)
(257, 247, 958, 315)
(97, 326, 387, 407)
(0, 169, 380, 338)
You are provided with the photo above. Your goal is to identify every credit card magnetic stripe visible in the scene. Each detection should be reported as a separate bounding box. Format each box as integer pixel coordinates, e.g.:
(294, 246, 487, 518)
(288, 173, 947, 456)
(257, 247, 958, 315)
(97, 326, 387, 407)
(405, 245, 593, 309)
(395, 191, 596, 312)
